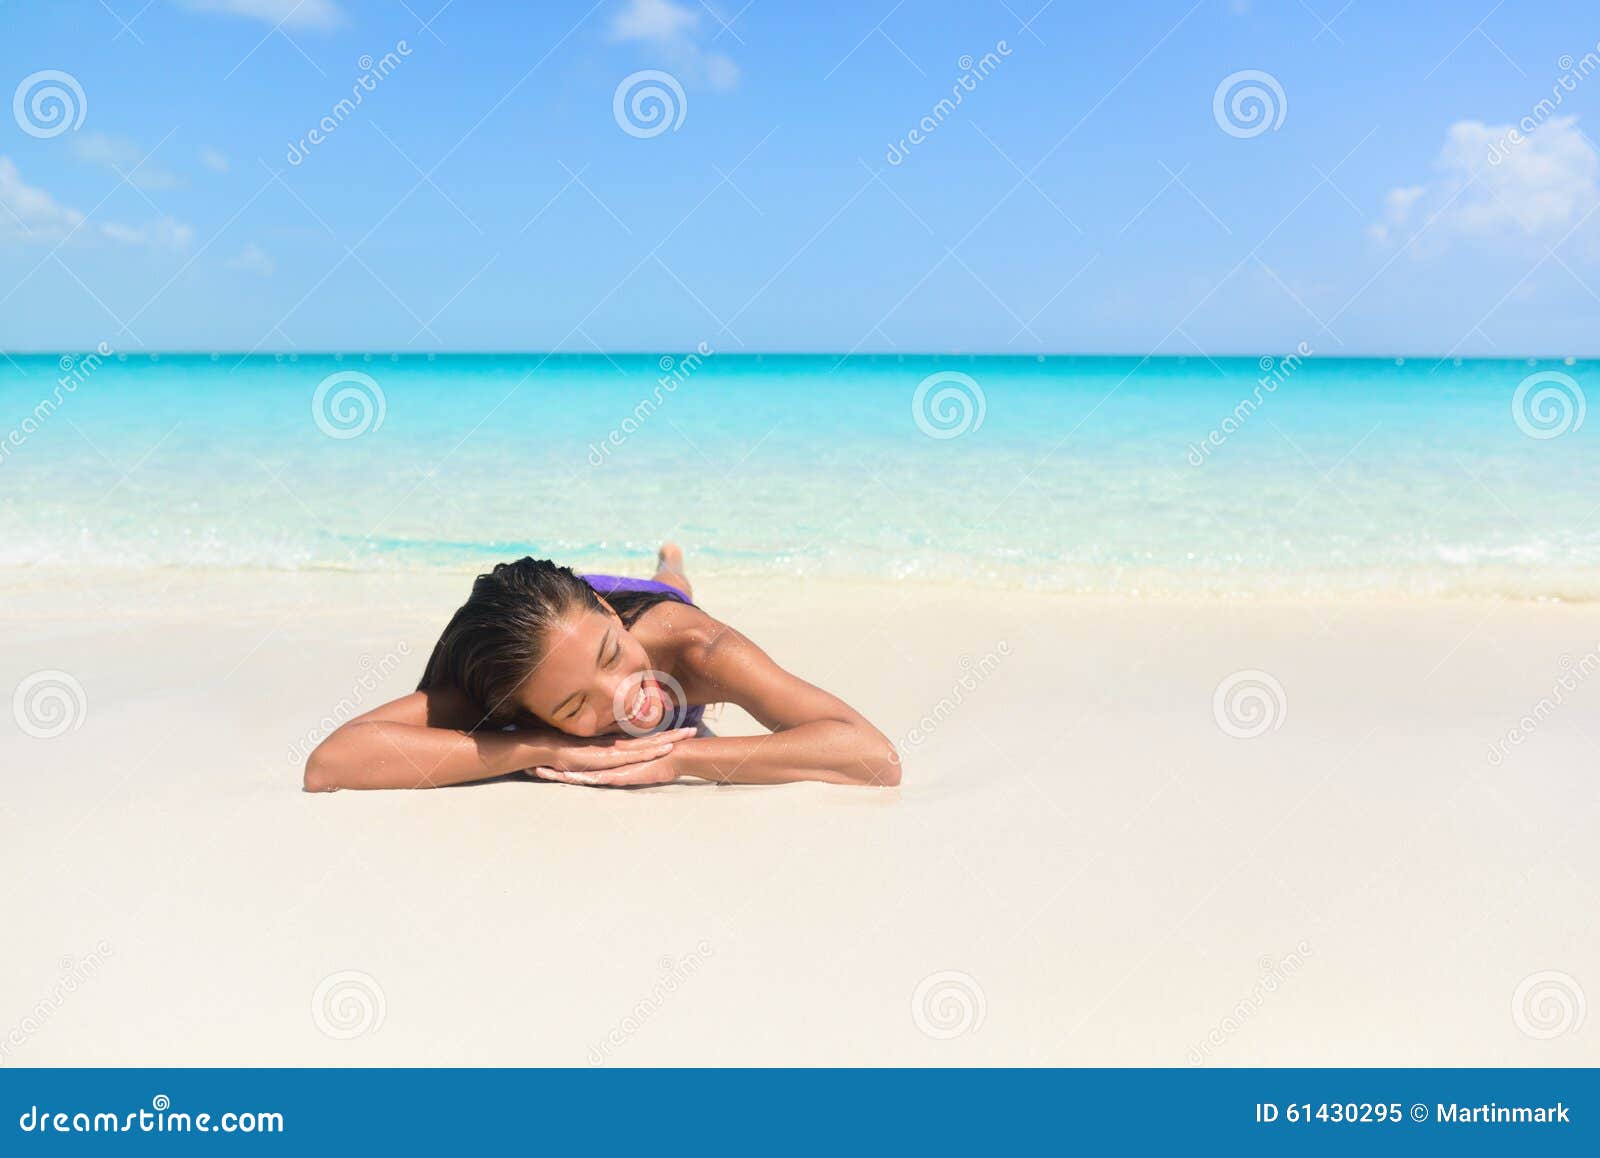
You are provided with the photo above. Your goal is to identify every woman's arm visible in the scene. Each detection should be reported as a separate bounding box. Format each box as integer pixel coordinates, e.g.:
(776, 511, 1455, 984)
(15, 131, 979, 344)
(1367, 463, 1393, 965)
(543, 618, 900, 789)
(303, 686, 692, 791)
(674, 724, 899, 786)
(683, 621, 900, 785)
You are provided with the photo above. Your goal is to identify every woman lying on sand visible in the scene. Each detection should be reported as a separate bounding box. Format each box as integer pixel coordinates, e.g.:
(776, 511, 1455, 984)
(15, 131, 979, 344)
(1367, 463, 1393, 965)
(303, 545, 899, 791)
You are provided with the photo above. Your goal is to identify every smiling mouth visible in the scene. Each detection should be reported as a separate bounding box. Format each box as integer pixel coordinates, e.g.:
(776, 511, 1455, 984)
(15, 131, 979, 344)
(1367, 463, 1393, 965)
(622, 678, 665, 730)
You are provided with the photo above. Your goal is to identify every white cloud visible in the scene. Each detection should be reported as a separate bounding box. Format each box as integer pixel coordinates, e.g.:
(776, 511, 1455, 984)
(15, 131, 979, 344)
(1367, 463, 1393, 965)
(70, 133, 183, 190)
(610, 0, 740, 91)
(0, 156, 192, 250)
(703, 52, 739, 90)
(1371, 116, 1600, 247)
(0, 156, 86, 240)
(176, 0, 341, 30)
(612, 0, 697, 41)
(1366, 185, 1425, 244)
(227, 242, 275, 275)
(100, 218, 194, 249)
(199, 148, 230, 173)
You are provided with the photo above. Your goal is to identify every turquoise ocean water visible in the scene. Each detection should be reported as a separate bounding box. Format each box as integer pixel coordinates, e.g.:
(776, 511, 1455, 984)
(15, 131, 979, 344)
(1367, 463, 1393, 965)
(1, 352, 1596, 598)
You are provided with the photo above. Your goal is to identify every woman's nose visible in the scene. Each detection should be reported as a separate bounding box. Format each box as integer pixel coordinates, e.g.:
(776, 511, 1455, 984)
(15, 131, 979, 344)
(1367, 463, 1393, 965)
(598, 672, 632, 720)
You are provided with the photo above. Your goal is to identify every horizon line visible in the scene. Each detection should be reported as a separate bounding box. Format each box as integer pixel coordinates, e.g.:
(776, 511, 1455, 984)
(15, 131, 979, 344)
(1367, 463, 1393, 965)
(4, 350, 1595, 362)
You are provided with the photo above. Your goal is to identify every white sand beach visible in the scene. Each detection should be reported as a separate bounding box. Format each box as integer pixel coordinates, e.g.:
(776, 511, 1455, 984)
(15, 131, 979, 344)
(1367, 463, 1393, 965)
(2, 569, 1596, 1066)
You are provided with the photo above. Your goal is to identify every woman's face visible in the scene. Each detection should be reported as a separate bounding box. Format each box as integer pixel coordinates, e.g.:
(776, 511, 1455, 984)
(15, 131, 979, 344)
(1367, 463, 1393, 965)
(513, 605, 669, 736)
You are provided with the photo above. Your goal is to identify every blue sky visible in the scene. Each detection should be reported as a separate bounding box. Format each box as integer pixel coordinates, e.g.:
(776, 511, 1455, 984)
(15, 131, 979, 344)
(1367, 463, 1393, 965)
(2, 0, 1599, 354)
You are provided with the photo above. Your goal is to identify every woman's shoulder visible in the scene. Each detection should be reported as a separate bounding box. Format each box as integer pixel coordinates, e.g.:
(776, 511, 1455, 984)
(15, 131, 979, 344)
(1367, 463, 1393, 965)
(632, 598, 733, 660)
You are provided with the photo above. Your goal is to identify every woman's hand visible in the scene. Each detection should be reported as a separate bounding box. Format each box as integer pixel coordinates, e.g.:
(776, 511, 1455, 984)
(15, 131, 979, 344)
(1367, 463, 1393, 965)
(531, 752, 680, 788)
(523, 726, 695, 777)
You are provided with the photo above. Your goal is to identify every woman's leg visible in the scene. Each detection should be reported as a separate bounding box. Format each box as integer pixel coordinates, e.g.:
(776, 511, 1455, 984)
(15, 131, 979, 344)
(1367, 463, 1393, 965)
(652, 541, 692, 599)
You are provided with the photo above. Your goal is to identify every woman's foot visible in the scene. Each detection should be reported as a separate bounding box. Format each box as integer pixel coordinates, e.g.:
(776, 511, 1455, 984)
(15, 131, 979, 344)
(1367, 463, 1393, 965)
(653, 541, 692, 599)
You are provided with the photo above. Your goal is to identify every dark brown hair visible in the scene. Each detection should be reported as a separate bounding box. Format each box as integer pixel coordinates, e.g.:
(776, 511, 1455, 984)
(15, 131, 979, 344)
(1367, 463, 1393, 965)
(417, 557, 679, 725)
